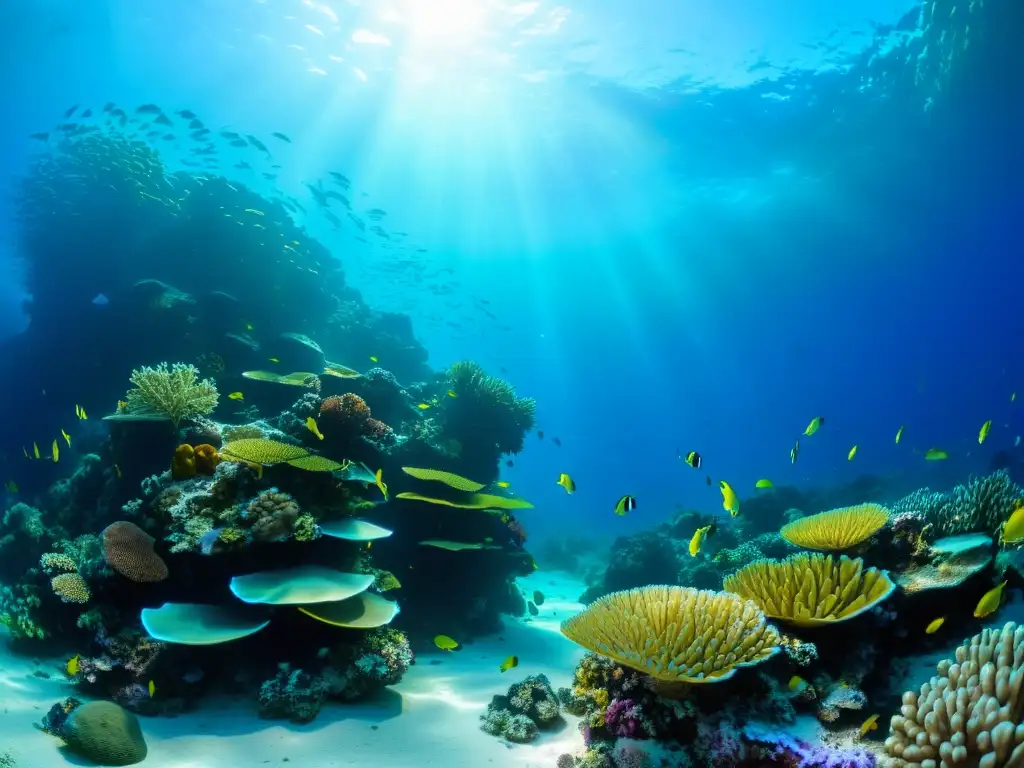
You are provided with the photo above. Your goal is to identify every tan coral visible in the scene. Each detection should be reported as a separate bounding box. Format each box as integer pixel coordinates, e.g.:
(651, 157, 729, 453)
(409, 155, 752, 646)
(559, 585, 780, 684)
(780, 503, 890, 551)
(882, 622, 1024, 767)
(723, 553, 895, 627)
(51, 572, 90, 604)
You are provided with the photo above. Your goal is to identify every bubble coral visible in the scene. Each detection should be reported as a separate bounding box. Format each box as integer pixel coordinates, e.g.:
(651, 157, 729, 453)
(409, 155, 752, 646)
(102, 521, 170, 583)
(51, 572, 90, 604)
(171, 444, 196, 480)
(194, 444, 220, 475)
(780, 503, 890, 551)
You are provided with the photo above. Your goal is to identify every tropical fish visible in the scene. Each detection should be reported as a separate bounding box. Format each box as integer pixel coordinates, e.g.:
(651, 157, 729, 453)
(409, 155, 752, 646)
(1002, 506, 1024, 544)
(719, 481, 739, 516)
(322, 362, 362, 378)
(417, 403, 431, 410)
(925, 617, 945, 634)
(76, 404, 87, 419)
(924, 448, 949, 461)
(974, 581, 1007, 618)
(228, 391, 244, 401)
(790, 439, 800, 464)
(755, 479, 773, 489)
(557, 473, 576, 494)
(305, 416, 325, 440)
(500, 655, 519, 673)
(682, 450, 702, 469)
(369, 356, 378, 362)
(148, 680, 156, 697)
(979, 420, 992, 444)
(61, 428, 71, 447)
(705, 475, 712, 486)
(447, 390, 457, 398)
(495, 481, 511, 489)
(433, 634, 460, 651)
(804, 417, 824, 436)
(268, 357, 279, 364)
(788, 676, 807, 692)
(114, 464, 122, 479)
(895, 425, 904, 444)
(374, 469, 388, 500)
(52, 440, 59, 462)
(66, 654, 80, 676)
(859, 714, 879, 738)
(5, 480, 18, 493)
(848, 445, 858, 461)
(689, 525, 712, 557)
(614, 495, 636, 516)
(532, 590, 545, 606)
(271, 132, 292, 143)
(245, 322, 254, 331)
(33, 442, 40, 459)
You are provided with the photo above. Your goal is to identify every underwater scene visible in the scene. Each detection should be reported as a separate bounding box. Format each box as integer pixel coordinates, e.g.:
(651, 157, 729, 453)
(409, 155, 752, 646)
(0, 0, 1021, 766)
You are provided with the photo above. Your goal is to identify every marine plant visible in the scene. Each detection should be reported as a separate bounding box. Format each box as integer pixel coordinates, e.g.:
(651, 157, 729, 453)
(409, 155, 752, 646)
(124, 362, 219, 428)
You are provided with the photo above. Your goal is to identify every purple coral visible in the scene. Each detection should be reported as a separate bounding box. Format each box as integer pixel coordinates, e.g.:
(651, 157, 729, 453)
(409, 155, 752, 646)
(744, 723, 876, 768)
(604, 698, 643, 739)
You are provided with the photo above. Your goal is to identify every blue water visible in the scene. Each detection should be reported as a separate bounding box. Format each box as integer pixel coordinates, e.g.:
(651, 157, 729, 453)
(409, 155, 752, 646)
(0, 0, 1020, 548)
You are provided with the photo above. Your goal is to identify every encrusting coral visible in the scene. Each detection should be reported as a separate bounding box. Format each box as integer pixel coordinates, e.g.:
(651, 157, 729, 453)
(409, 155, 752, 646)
(123, 362, 219, 428)
(723, 552, 896, 626)
(560, 585, 780, 683)
(780, 503, 890, 550)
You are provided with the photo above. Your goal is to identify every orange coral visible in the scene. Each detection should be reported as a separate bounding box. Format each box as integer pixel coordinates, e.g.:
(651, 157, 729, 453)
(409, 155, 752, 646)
(320, 393, 371, 432)
(194, 444, 221, 475)
(171, 444, 196, 479)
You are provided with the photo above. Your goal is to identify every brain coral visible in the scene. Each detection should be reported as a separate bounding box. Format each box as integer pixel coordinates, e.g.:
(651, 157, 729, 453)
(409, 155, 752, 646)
(103, 521, 169, 582)
(62, 701, 148, 766)
(319, 393, 371, 433)
(560, 585, 780, 683)
(883, 622, 1024, 767)
(780, 503, 890, 550)
(723, 553, 895, 627)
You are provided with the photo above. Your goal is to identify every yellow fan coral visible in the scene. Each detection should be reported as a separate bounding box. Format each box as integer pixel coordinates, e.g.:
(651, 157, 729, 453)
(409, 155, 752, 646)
(286, 455, 345, 472)
(220, 439, 309, 464)
(559, 585, 780, 683)
(401, 467, 485, 492)
(722, 553, 895, 627)
(780, 503, 890, 550)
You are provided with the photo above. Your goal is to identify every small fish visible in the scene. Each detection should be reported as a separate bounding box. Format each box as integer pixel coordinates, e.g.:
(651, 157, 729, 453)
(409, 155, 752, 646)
(495, 481, 511, 488)
(374, 469, 388, 500)
(228, 391, 244, 401)
(974, 581, 1007, 618)
(306, 417, 325, 440)
(506, 460, 514, 468)
(557, 473, 576, 494)
(895, 425, 905, 444)
(979, 419, 992, 444)
(245, 322, 254, 331)
(553, 437, 561, 447)
(924, 448, 949, 461)
(538, 431, 545, 440)
(434, 634, 460, 651)
(417, 403, 431, 410)
(925, 616, 945, 634)
(719, 480, 739, 516)
(5, 480, 18, 493)
(66, 654, 80, 676)
(804, 416, 824, 436)
(788, 675, 807, 692)
(22, 447, 29, 459)
(689, 525, 712, 557)
(859, 714, 879, 738)
(447, 390, 458, 398)
(369, 356, 378, 362)
(52, 440, 59, 462)
(614, 495, 636, 516)
(848, 444, 858, 461)
(114, 464, 122, 479)
(75, 404, 87, 419)
(755, 478, 773, 489)
(268, 357, 279, 364)
(61, 429, 71, 447)
(705, 475, 712, 486)
(532, 590, 545, 606)
(271, 132, 292, 143)
(790, 439, 800, 464)
(500, 655, 519, 673)
(682, 450, 702, 469)
(1002, 506, 1024, 543)
(33, 442, 40, 459)
(148, 680, 156, 697)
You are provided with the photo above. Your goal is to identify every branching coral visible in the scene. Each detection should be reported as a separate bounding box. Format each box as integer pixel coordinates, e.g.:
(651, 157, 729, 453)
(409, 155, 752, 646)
(2, 502, 46, 540)
(780, 503, 890, 551)
(124, 362, 219, 428)
(50, 572, 90, 604)
(891, 471, 1022, 537)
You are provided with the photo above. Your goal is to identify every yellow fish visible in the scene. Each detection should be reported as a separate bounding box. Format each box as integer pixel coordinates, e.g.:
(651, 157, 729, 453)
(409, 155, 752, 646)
(148, 680, 156, 697)
(895, 425, 904, 444)
(417, 403, 431, 410)
(925, 617, 945, 634)
(859, 714, 879, 738)
(689, 525, 712, 557)
(75, 404, 88, 419)
(61, 428, 71, 447)
(788, 675, 807, 692)
(979, 419, 992, 444)
(557, 473, 576, 494)
(228, 392, 244, 401)
(924, 448, 949, 461)
(500, 655, 519, 673)
(22, 446, 28, 459)
(790, 439, 800, 465)
(974, 581, 1007, 618)
(66, 654, 80, 676)
(33, 442, 40, 459)
(1013, 392, 1018, 402)
(755, 479, 773, 489)
(306, 417, 325, 440)
(369, 356, 379, 363)
(52, 440, 59, 462)
(447, 390, 458, 398)
(245, 322, 254, 331)
(433, 634, 460, 651)
(804, 416, 824, 436)
(1003, 506, 1024, 544)
(5, 480, 18, 493)
(114, 464, 122, 479)
(719, 480, 739, 516)
(374, 469, 388, 500)
(495, 481, 511, 489)
(848, 445, 858, 461)
(268, 357, 280, 364)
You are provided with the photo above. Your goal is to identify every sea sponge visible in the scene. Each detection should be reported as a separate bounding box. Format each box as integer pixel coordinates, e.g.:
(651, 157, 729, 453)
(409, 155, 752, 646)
(560, 585, 780, 683)
(102, 521, 169, 583)
(61, 701, 148, 766)
(194, 444, 221, 474)
(723, 553, 895, 627)
(883, 622, 1024, 767)
(780, 503, 890, 550)
(124, 362, 219, 428)
(171, 444, 196, 479)
(51, 572, 90, 604)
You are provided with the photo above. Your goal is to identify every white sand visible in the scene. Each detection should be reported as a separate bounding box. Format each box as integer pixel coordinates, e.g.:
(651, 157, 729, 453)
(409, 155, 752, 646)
(0, 571, 587, 767)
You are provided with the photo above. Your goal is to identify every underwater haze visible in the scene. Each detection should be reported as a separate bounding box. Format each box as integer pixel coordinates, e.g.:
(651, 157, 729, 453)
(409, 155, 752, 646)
(0, 0, 1022, 766)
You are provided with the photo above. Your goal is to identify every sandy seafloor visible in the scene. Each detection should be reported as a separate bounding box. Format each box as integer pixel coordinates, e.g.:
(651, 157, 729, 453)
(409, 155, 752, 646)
(0, 571, 589, 767)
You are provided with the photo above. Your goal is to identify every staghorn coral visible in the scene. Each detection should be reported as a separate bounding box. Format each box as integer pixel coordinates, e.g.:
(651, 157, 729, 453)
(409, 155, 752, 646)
(883, 622, 1024, 767)
(40, 552, 78, 574)
(780, 503, 890, 551)
(124, 362, 219, 428)
(560, 585, 780, 683)
(891, 471, 1023, 537)
(723, 553, 896, 627)
(102, 522, 169, 582)
(50, 572, 90, 604)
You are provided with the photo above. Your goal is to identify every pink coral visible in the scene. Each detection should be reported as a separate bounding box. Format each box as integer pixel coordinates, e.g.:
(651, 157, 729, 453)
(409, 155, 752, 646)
(604, 698, 643, 739)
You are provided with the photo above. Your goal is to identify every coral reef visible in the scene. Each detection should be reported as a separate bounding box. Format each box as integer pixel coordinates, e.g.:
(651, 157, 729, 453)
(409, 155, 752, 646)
(481, 673, 563, 743)
(890, 470, 1022, 537)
